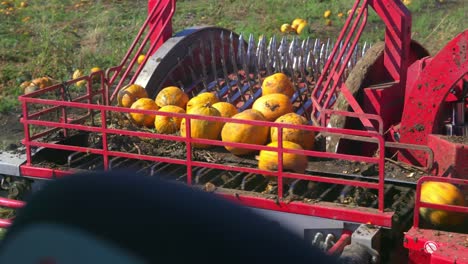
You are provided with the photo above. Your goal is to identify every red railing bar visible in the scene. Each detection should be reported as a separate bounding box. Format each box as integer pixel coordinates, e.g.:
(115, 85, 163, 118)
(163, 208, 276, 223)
(311, 0, 366, 101)
(129, 1, 176, 85)
(321, 11, 368, 110)
(413, 176, 468, 227)
(322, 109, 384, 134)
(0, 219, 12, 229)
(0, 197, 25, 208)
(109, 0, 175, 102)
(22, 97, 386, 137)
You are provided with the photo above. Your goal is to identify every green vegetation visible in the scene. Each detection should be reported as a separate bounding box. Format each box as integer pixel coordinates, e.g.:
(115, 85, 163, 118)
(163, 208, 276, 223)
(0, 0, 466, 113)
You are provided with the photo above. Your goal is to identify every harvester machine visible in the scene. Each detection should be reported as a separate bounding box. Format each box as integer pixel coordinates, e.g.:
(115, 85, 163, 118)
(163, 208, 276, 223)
(0, 0, 467, 263)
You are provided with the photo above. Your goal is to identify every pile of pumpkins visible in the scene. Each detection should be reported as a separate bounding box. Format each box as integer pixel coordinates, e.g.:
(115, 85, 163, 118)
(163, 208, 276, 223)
(117, 72, 315, 175)
(21, 76, 54, 94)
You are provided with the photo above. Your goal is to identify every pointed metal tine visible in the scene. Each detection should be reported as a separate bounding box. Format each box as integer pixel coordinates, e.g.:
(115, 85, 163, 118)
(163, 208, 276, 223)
(209, 32, 221, 92)
(229, 32, 245, 102)
(279, 36, 289, 72)
(247, 34, 255, 68)
(313, 38, 320, 55)
(256, 35, 266, 72)
(239, 34, 255, 96)
(238, 33, 245, 63)
(219, 31, 234, 102)
(187, 47, 198, 83)
(238, 33, 247, 68)
(187, 65, 198, 95)
(198, 40, 208, 90)
(319, 43, 326, 73)
(362, 41, 368, 57)
(176, 57, 189, 91)
(353, 43, 360, 66)
(267, 36, 276, 75)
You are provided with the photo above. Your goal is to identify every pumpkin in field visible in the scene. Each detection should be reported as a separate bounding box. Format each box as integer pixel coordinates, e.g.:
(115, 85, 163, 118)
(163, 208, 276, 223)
(221, 109, 269, 156)
(180, 103, 222, 149)
(155, 86, 189, 109)
(419, 181, 466, 227)
(271, 113, 315, 150)
(212, 102, 238, 125)
(252, 93, 293, 121)
(32, 77, 53, 89)
(90, 67, 102, 82)
(258, 141, 308, 174)
(118, 84, 148, 108)
(261, 73, 295, 98)
(24, 83, 39, 94)
(154, 105, 185, 134)
(129, 98, 159, 128)
(186, 92, 219, 112)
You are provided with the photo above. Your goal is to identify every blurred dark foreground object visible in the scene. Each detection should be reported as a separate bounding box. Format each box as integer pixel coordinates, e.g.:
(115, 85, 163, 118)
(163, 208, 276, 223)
(0, 171, 341, 264)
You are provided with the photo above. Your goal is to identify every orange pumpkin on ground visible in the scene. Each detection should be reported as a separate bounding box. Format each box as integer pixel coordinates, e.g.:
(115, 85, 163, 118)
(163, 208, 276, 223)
(252, 93, 293, 121)
(118, 84, 148, 108)
(221, 109, 269, 156)
(129, 98, 159, 127)
(154, 105, 185, 134)
(24, 84, 40, 94)
(31, 77, 53, 89)
(258, 141, 308, 174)
(419, 181, 466, 227)
(186, 92, 219, 112)
(155, 86, 189, 109)
(180, 103, 222, 149)
(271, 113, 315, 150)
(261, 73, 295, 98)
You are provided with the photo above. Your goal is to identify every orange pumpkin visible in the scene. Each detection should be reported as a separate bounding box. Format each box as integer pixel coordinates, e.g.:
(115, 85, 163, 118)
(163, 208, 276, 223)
(129, 98, 159, 127)
(118, 84, 148, 108)
(186, 92, 219, 112)
(252, 93, 293, 121)
(420, 181, 466, 227)
(155, 86, 189, 109)
(212, 102, 238, 126)
(24, 84, 40, 94)
(180, 103, 222, 149)
(262, 73, 295, 98)
(221, 109, 269, 156)
(154, 105, 185, 134)
(31, 77, 53, 89)
(258, 141, 308, 174)
(271, 113, 315, 150)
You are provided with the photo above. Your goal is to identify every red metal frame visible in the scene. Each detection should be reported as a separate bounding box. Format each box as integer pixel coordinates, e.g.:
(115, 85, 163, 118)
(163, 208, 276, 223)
(399, 30, 468, 167)
(0, 197, 25, 228)
(404, 176, 468, 264)
(311, 0, 412, 131)
(18, 79, 394, 226)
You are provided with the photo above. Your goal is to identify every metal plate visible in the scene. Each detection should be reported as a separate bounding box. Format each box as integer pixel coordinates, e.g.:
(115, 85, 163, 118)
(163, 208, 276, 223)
(135, 26, 243, 99)
(0, 151, 26, 177)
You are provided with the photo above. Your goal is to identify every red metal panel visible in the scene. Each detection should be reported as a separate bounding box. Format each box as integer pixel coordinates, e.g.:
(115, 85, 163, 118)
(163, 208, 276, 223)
(404, 228, 468, 264)
(427, 134, 468, 178)
(399, 30, 468, 166)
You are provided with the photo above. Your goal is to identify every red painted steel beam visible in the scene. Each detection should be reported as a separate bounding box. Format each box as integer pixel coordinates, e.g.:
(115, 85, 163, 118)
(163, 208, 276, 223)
(218, 193, 394, 227)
